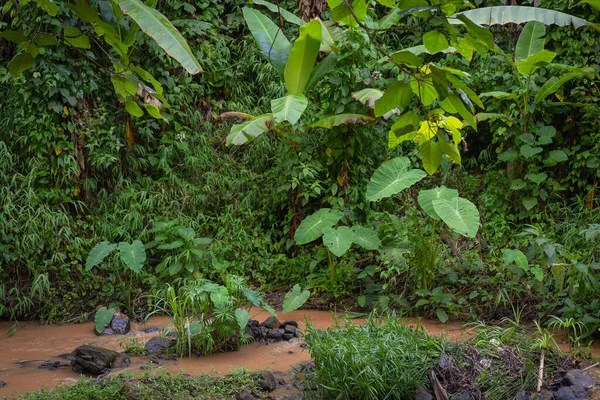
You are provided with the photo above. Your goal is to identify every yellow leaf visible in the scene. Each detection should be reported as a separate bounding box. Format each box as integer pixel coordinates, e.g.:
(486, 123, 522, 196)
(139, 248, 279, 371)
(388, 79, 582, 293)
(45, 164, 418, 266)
(74, 186, 81, 196)
(54, 146, 63, 156)
(326, 148, 333, 157)
(417, 120, 438, 142)
(443, 116, 462, 130)
(337, 175, 344, 187)
(63, 106, 69, 116)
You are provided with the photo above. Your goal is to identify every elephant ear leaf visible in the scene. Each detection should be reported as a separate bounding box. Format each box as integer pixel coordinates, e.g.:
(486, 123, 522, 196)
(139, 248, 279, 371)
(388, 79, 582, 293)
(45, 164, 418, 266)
(294, 208, 344, 245)
(432, 197, 480, 238)
(119, 0, 202, 74)
(118, 240, 146, 273)
(366, 157, 426, 201)
(418, 186, 459, 220)
(282, 284, 310, 313)
(235, 308, 250, 336)
(86, 241, 118, 270)
(94, 306, 115, 333)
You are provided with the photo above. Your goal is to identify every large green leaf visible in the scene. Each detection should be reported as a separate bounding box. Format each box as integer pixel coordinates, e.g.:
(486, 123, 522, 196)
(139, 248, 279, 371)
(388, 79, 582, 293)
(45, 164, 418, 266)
(375, 82, 412, 117)
(322, 226, 355, 257)
(419, 140, 442, 175)
(119, 0, 202, 74)
(352, 226, 381, 250)
(284, 19, 322, 94)
(94, 306, 115, 333)
(282, 284, 310, 313)
(311, 114, 374, 129)
(423, 30, 449, 54)
(235, 308, 250, 336)
(117, 240, 146, 273)
(515, 21, 546, 64)
(86, 241, 118, 270)
(7, 53, 34, 77)
(294, 208, 344, 245)
(227, 115, 273, 145)
(451, 6, 597, 30)
(271, 94, 308, 125)
(210, 286, 229, 308)
(534, 70, 592, 103)
(517, 50, 556, 75)
(418, 186, 459, 220)
(503, 249, 529, 271)
(432, 197, 480, 238)
(252, 0, 305, 26)
(305, 52, 337, 92)
(242, 7, 291, 73)
(366, 157, 427, 201)
(319, 20, 342, 53)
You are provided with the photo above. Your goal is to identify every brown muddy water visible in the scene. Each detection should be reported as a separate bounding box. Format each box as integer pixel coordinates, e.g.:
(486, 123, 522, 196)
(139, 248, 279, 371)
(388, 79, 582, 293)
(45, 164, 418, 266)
(0, 308, 596, 398)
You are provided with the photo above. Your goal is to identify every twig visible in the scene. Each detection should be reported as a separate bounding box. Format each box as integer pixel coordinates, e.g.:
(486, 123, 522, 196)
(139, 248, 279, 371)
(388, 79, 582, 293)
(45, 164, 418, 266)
(583, 362, 599, 371)
(537, 348, 545, 392)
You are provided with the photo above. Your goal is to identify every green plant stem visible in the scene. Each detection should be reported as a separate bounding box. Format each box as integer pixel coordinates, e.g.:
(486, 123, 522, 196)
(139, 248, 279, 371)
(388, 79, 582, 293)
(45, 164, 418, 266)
(327, 248, 335, 295)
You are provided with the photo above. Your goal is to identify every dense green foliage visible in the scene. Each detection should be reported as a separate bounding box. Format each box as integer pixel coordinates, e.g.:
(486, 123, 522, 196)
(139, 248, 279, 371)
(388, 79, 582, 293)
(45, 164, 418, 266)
(1, 0, 599, 347)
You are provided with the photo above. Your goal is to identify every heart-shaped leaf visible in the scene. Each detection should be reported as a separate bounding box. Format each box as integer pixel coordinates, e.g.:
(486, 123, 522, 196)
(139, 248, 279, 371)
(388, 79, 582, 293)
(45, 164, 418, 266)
(282, 284, 310, 313)
(432, 197, 480, 238)
(352, 226, 381, 250)
(295, 208, 344, 245)
(367, 157, 426, 201)
(118, 240, 146, 273)
(322, 226, 355, 257)
(418, 186, 459, 220)
(235, 308, 250, 336)
(86, 241, 118, 270)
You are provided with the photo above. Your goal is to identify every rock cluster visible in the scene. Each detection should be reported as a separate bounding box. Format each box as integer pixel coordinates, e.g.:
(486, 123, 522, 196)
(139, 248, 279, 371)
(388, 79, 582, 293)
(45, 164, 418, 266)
(245, 317, 300, 343)
(71, 345, 130, 375)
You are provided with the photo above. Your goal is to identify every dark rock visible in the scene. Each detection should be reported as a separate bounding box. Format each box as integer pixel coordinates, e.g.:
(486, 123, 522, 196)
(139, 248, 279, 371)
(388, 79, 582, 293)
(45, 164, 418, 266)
(100, 328, 115, 335)
(453, 391, 472, 400)
(553, 387, 580, 400)
(112, 353, 130, 369)
(145, 336, 176, 354)
(515, 390, 529, 400)
(279, 320, 298, 329)
(283, 325, 297, 335)
(267, 329, 282, 340)
(257, 370, 276, 392)
(247, 320, 260, 328)
(71, 345, 118, 375)
(237, 387, 257, 400)
(282, 333, 294, 341)
(142, 327, 160, 334)
(561, 369, 596, 389)
(40, 361, 66, 370)
(57, 353, 73, 361)
(415, 386, 433, 400)
(110, 312, 130, 334)
(259, 327, 268, 337)
(0, 381, 5, 389)
(262, 316, 281, 330)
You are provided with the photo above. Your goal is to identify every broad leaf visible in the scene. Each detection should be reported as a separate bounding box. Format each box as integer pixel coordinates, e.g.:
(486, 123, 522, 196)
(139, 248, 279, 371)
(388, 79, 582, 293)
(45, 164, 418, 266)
(423, 30, 449, 54)
(451, 6, 596, 30)
(517, 50, 556, 75)
(525, 172, 547, 185)
(0, 30, 27, 43)
(125, 100, 143, 117)
(375, 82, 412, 117)
(8, 53, 34, 77)
(535, 70, 591, 103)
(522, 196, 538, 210)
(210, 285, 229, 308)
(235, 308, 250, 336)
(118, 240, 146, 273)
(319, 20, 342, 53)
(86, 241, 118, 270)
(64, 27, 90, 48)
(243, 288, 261, 307)
(242, 7, 291, 73)
(227, 115, 274, 145)
(352, 226, 381, 250)
(419, 140, 442, 175)
(282, 284, 310, 313)
(252, 0, 306, 26)
(503, 249, 529, 271)
(311, 114, 374, 129)
(119, 0, 202, 74)
(432, 197, 480, 238)
(271, 94, 308, 125)
(322, 226, 355, 257)
(284, 19, 322, 94)
(515, 21, 546, 63)
(418, 186, 459, 220)
(520, 144, 543, 159)
(366, 156, 426, 201)
(294, 208, 344, 245)
(94, 306, 115, 333)
(352, 88, 383, 108)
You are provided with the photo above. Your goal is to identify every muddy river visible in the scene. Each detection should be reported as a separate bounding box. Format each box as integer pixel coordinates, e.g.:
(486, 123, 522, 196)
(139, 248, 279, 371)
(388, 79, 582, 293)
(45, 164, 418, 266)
(0, 308, 595, 398)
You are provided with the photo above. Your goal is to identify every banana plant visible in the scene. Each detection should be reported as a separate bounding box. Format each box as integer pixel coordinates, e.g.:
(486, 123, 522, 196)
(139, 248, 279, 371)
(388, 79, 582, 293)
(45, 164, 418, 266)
(1, 0, 201, 120)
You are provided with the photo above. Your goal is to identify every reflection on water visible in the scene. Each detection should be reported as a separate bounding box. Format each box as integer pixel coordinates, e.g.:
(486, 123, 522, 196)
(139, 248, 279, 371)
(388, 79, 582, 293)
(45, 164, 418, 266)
(0, 308, 596, 397)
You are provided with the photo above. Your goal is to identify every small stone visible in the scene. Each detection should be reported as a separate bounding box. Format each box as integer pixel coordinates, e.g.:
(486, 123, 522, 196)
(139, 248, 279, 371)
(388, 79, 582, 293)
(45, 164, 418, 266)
(257, 370, 276, 392)
(415, 386, 433, 400)
(100, 328, 115, 335)
(284, 325, 297, 335)
(514, 390, 529, 400)
(112, 353, 130, 369)
(39, 361, 65, 370)
(553, 387, 578, 400)
(267, 329, 282, 340)
(561, 369, 596, 389)
(110, 311, 130, 335)
(142, 327, 160, 334)
(145, 336, 175, 354)
(247, 320, 260, 328)
(237, 387, 256, 400)
(282, 333, 294, 341)
(0, 381, 6, 389)
(279, 320, 298, 328)
(262, 316, 281, 330)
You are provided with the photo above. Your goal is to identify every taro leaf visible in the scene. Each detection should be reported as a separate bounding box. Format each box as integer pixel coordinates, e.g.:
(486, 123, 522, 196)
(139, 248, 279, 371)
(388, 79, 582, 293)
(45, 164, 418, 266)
(227, 115, 273, 146)
(520, 145, 543, 159)
(366, 156, 426, 201)
(310, 114, 374, 129)
(243, 288, 261, 307)
(322, 226, 355, 257)
(436, 309, 449, 323)
(271, 94, 308, 125)
(86, 241, 118, 270)
(242, 7, 290, 73)
(210, 285, 229, 308)
(119, 0, 202, 74)
(503, 249, 529, 271)
(352, 226, 381, 250)
(423, 30, 449, 54)
(522, 196, 538, 210)
(282, 284, 310, 313)
(263, 303, 278, 317)
(284, 19, 321, 95)
(94, 306, 115, 333)
(294, 208, 344, 245)
(117, 240, 146, 273)
(418, 186, 459, 220)
(432, 197, 480, 238)
(235, 308, 250, 336)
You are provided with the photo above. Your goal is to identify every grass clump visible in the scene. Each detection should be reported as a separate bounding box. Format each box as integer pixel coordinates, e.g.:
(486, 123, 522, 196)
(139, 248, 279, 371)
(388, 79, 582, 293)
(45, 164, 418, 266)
(304, 314, 444, 400)
(16, 367, 258, 400)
